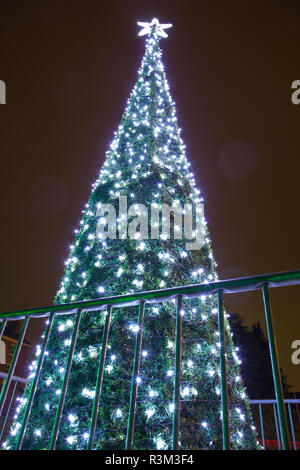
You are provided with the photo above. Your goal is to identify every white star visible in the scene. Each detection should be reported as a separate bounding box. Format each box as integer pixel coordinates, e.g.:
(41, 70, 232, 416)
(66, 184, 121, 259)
(137, 18, 172, 38)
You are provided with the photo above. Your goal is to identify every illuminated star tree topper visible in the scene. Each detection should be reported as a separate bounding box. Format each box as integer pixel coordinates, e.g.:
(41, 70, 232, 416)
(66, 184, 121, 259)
(137, 18, 172, 38)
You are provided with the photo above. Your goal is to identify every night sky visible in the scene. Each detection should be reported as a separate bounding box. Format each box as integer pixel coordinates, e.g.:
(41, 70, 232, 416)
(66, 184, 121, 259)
(1, 0, 300, 391)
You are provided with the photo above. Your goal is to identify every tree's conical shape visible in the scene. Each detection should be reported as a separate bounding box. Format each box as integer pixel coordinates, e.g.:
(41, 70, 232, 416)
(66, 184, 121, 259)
(6, 20, 258, 450)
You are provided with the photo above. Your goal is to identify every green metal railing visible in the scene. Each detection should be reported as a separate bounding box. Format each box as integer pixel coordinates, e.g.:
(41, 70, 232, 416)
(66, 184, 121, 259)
(0, 269, 299, 450)
(249, 399, 300, 450)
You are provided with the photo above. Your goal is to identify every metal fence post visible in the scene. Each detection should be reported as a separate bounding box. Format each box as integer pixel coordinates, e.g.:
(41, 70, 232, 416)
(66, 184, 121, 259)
(262, 283, 290, 450)
(16, 313, 55, 449)
(273, 403, 281, 450)
(0, 380, 17, 442)
(49, 309, 82, 449)
(172, 295, 183, 450)
(217, 289, 230, 450)
(0, 317, 29, 416)
(258, 403, 265, 449)
(288, 403, 297, 450)
(87, 305, 112, 450)
(125, 300, 145, 450)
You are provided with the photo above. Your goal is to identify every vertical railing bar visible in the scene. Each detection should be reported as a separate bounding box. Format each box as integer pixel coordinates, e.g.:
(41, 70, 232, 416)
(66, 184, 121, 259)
(49, 309, 82, 450)
(87, 305, 112, 450)
(217, 289, 230, 450)
(288, 403, 297, 450)
(125, 300, 145, 451)
(258, 403, 265, 449)
(16, 312, 55, 449)
(273, 403, 281, 450)
(294, 391, 300, 426)
(0, 317, 29, 416)
(262, 283, 290, 450)
(172, 294, 183, 451)
(0, 380, 17, 442)
(0, 319, 8, 342)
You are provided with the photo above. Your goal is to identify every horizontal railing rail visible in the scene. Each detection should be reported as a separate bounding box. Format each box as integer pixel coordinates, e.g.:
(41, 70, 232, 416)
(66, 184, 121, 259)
(0, 269, 299, 450)
(0, 373, 27, 385)
(249, 399, 300, 405)
(0, 269, 299, 321)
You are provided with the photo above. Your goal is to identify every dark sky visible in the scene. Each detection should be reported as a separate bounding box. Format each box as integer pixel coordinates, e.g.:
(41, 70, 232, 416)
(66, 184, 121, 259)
(0, 0, 300, 391)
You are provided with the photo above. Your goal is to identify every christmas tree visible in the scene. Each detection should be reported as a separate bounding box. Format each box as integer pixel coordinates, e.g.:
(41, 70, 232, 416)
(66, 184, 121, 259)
(5, 19, 258, 450)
